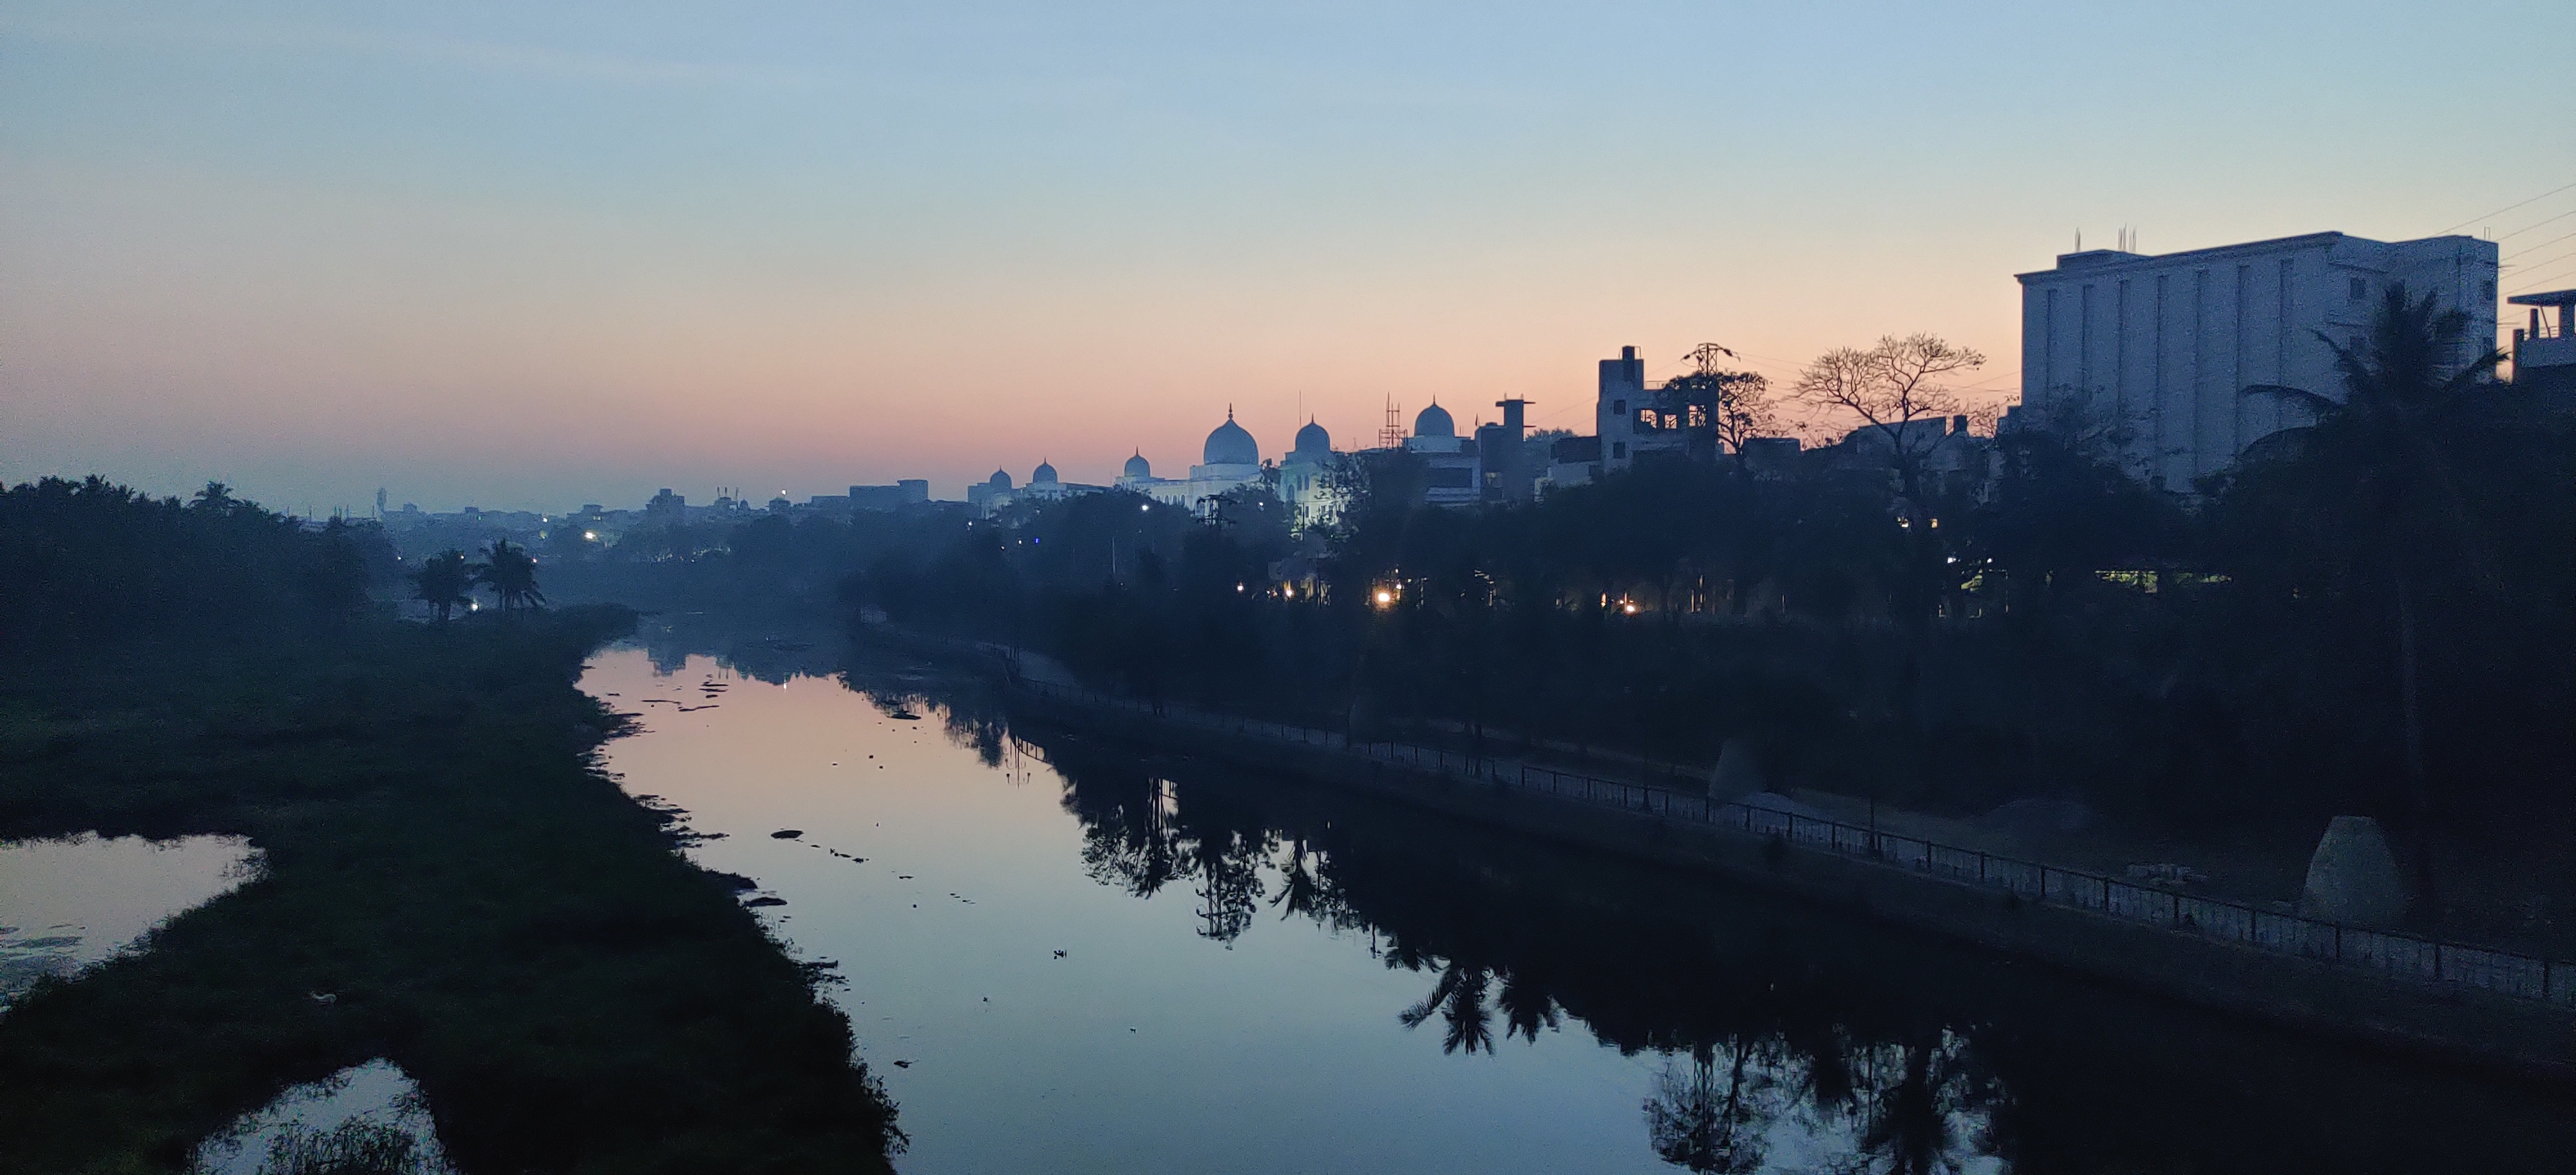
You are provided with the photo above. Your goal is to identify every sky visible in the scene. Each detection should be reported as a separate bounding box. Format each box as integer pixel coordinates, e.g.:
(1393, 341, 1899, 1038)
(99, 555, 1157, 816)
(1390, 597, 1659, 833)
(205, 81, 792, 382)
(4, 2, 2571, 513)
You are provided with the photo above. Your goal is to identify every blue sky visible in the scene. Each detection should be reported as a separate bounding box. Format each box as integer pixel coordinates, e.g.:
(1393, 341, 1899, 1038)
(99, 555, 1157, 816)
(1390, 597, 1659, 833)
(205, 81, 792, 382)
(4, 2, 2569, 511)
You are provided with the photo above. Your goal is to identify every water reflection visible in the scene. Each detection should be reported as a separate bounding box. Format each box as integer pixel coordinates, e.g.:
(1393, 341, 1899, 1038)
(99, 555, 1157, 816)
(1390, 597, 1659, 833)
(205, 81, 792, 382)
(0, 834, 258, 1012)
(953, 682, 2576, 1173)
(605, 640, 2576, 1174)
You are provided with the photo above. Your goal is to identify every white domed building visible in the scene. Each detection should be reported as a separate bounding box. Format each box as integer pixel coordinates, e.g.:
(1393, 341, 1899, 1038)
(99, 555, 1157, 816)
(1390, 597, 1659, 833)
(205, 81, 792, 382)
(1280, 417, 1340, 531)
(1113, 408, 1274, 514)
(1403, 399, 1482, 507)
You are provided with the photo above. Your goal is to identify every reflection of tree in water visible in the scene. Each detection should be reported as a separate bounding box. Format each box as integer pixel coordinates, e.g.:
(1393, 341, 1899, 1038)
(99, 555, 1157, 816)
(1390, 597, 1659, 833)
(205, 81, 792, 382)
(1645, 1036, 1783, 1175)
(1184, 824, 1270, 943)
(1066, 773, 1185, 899)
(1830, 1031, 2000, 1175)
(1395, 954, 1495, 1055)
(1011, 716, 2575, 1175)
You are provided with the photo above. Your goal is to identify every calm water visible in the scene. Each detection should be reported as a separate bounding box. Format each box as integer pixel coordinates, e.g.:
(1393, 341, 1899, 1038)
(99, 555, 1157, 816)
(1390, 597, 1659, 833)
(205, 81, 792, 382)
(0, 834, 256, 1013)
(586, 639, 2576, 1174)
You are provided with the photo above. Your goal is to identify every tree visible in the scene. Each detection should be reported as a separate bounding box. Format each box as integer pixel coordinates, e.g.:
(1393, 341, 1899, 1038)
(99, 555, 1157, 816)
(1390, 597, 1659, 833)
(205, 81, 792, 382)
(474, 538, 546, 614)
(2237, 285, 2504, 900)
(1654, 343, 1778, 467)
(413, 549, 475, 623)
(1792, 334, 1987, 511)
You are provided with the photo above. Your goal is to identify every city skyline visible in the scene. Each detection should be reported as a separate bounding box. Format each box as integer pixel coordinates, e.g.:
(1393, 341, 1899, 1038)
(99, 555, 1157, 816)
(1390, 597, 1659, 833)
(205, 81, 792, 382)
(5, 2, 2572, 511)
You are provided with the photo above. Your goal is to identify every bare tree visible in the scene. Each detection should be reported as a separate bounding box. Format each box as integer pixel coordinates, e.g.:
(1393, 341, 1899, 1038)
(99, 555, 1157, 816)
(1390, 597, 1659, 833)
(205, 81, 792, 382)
(1792, 334, 1987, 510)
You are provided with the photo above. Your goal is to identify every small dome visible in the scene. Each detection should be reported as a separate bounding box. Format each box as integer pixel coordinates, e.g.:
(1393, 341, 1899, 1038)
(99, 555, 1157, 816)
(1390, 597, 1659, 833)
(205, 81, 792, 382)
(1124, 451, 1152, 479)
(1032, 460, 1059, 484)
(1203, 408, 1259, 466)
(1293, 418, 1331, 457)
(988, 468, 1014, 490)
(1414, 401, 1455, 439)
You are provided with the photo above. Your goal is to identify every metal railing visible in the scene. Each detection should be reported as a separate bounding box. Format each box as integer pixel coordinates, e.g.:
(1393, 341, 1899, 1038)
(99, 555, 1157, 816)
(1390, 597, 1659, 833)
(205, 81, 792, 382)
(1007, 674, 2573, 1008)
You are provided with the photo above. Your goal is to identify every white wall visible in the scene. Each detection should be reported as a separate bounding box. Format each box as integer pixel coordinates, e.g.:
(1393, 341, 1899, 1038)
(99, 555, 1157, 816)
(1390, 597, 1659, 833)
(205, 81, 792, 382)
(2018, 233, 2498, 486)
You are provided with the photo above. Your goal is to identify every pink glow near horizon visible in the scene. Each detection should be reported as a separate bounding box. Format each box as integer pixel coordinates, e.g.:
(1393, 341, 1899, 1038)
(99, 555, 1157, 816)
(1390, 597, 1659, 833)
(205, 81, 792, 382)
(3, 4, 2567, 511)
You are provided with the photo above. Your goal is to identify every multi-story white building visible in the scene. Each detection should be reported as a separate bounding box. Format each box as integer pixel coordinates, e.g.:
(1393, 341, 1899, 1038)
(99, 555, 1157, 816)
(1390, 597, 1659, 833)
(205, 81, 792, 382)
(2016, 232, 2498, 485)
(1593, 346, 1689, 475)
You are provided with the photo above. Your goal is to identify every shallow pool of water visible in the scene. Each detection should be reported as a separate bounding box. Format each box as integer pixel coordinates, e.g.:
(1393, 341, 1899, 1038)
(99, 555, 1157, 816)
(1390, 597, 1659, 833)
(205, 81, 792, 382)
(0, 833, 258, 1012)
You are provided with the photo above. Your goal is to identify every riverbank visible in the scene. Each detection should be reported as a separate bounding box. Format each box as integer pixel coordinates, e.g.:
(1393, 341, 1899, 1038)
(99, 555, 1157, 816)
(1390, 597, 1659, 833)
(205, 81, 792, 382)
(858, 626, 2576, 1082)
(0, 613, 898, 1173)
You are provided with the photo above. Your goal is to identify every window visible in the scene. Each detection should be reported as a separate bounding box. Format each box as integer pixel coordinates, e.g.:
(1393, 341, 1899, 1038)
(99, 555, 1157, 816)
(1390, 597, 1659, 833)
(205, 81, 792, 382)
(1638, 408, 1659, 431)
(2349, 276, 2367, 301)
(1611, 442, 1627, 459)
(2483, 280, 2497, 302)
(1611, 399, 1625, 416)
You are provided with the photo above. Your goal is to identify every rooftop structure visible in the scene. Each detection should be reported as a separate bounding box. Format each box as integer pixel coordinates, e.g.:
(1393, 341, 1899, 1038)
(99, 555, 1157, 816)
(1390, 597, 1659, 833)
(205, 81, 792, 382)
(2508, 288, 2576, 396)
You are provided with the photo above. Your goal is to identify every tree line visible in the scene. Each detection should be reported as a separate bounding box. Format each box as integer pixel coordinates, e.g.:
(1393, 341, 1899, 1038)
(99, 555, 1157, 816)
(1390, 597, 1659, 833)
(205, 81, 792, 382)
(833, 290, 2573, 853)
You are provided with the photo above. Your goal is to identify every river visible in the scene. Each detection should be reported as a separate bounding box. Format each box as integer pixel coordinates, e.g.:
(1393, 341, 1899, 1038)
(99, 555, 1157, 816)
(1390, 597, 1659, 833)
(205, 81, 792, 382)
(584, 636, 2576, 1174)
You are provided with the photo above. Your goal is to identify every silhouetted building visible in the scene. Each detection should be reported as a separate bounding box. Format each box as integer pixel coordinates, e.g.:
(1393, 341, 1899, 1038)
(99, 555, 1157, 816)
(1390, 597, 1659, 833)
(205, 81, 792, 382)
(2018, 231, 2499, 484)
(2509, 288, 2576, 399)
(1475, 398, 1535, 502)
(849, 480, 931, 511)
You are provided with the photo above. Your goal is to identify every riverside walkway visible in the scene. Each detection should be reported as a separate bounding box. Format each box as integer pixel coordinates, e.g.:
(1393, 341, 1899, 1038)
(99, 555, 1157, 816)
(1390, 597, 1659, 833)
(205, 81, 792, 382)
(992, 672, 2574, 1012)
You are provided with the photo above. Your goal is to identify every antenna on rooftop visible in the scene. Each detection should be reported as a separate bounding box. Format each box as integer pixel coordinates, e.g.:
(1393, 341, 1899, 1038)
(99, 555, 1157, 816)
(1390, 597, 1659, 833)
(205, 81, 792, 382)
(1378, 396, 1406, 450)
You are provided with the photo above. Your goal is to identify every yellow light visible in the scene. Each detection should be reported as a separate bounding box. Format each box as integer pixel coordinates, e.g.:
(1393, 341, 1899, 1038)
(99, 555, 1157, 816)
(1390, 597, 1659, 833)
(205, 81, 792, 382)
(583, 531, 597, 540)
(1374, 589, 1393, 605)
(1621, 601, 1638, 615)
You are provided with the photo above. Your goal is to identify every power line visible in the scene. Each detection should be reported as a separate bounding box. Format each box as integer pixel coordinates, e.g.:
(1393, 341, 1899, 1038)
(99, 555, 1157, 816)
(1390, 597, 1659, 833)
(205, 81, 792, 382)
(2495, 205, 2576, 241)
(2436, 178, 2576, 235)
(2505, 242, 2576, 280)
(2506, 259, 2576, 297)
(2504, 227, 2576, 261)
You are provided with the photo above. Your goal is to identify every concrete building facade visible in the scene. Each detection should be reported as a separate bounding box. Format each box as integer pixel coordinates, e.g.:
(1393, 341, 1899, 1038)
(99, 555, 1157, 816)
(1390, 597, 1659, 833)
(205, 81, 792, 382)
(1593, 346, 1687, 475)
(2017, 231, 2499, 485)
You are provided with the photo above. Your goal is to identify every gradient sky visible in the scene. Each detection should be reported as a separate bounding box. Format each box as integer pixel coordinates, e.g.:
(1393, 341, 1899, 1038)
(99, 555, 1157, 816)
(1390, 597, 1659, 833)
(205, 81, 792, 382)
(5, 3, 2571, 512)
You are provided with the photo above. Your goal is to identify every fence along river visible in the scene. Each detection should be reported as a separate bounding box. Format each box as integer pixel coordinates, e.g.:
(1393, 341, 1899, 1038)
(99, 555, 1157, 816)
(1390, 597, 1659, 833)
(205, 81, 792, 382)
(1007, 675, 2575, 1008)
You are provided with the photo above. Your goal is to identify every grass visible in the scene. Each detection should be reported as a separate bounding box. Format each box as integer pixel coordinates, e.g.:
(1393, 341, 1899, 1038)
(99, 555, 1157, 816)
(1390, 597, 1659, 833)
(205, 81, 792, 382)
(0, 609, 898, 1174)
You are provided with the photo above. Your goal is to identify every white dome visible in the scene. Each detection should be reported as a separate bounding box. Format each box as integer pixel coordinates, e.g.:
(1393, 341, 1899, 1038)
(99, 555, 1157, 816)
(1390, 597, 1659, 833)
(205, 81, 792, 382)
(1293, 419, 1331, 457)
(1123, 452, 1152, 479)
(1032, 461, 1059, 484)
(1203, 410, 1259, 466)
(1413, 401, 1455, 439)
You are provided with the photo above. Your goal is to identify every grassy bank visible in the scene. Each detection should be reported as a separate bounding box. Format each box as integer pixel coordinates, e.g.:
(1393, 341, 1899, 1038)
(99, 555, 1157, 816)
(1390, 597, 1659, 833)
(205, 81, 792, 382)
(0, 609, 898, 1174)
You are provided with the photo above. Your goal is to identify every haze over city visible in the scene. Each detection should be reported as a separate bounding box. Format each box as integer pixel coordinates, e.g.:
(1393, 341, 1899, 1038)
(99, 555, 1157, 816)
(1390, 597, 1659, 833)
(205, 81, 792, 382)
(6, 1, 2568, 511)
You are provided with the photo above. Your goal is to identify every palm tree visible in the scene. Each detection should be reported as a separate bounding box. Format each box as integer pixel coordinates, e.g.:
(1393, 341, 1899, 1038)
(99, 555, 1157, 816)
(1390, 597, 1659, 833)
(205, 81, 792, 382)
(473, 538, 546, 614)
(1397, 959, 1495, 1055)
(412, 549, 474, 623)
(2243, 285, 2503, 901)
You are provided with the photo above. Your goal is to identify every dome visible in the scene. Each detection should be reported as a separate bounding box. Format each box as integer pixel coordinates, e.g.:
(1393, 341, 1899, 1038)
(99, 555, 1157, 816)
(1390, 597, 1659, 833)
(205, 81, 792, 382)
(1123, 451, 1152, 480)
(1202, 408, 1259, 466)
(988, 468, 1013, 490)
(1293, 418, 1331, 457)
(1032, 460, 1059, 484)
(1413, 401, 1455, 439)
